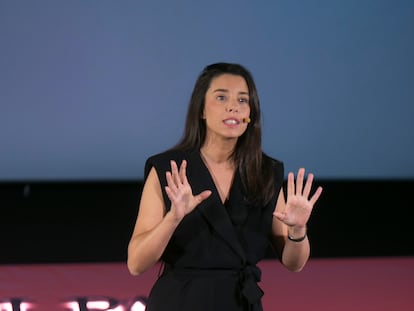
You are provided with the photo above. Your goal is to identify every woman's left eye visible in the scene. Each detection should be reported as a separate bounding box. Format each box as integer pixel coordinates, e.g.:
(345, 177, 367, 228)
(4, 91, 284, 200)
(239, 98, 249, 103)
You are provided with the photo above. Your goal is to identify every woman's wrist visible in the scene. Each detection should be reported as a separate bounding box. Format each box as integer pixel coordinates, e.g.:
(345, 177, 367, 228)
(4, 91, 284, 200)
(164, 211, 183, 227)
(287, 226, 307, 242)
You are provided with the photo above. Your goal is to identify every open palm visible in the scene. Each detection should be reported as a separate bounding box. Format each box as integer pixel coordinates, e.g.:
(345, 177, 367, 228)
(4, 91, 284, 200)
(274, 168, 323, 228)
(165, 160, 211, 222)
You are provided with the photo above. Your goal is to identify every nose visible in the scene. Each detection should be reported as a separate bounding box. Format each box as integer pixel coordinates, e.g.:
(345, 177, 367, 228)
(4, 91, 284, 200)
(225, 99, 238, 112)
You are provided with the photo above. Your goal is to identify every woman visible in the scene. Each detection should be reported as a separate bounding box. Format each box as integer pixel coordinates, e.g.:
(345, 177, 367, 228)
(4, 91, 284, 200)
(127, 62, 323, 310)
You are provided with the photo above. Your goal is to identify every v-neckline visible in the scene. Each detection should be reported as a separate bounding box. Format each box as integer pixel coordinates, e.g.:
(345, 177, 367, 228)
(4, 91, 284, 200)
(199, 151, 236, 205)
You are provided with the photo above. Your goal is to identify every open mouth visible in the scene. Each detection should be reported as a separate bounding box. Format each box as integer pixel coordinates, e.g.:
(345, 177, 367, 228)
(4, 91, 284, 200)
(223, 118, 240, 125)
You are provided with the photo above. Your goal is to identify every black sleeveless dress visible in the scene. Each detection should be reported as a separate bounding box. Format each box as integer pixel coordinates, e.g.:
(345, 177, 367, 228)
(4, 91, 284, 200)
(143, 149, 284, 311)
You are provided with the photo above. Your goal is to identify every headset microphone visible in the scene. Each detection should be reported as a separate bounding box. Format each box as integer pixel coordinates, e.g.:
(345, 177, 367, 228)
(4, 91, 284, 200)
(242, 117, 251, 124)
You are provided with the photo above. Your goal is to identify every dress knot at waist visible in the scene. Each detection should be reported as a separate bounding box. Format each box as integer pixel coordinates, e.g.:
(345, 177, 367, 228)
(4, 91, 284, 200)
(239, 265, 264, 307)
(163, 264, 263, 309)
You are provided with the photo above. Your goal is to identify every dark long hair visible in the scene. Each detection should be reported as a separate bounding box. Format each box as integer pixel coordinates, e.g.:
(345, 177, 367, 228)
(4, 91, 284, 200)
(173, 62, 275, 205)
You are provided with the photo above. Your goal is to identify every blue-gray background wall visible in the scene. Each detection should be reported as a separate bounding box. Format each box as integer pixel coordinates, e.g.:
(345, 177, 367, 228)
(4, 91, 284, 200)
(1, 0, 413, 181)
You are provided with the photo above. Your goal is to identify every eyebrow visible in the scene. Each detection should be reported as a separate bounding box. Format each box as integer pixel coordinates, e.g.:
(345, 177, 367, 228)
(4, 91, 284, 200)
(212, 88, 249, 96)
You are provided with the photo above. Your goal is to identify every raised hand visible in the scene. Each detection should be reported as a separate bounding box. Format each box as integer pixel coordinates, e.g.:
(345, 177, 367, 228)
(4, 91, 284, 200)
(273, 168, 323, 229)
(165, 160, 212, 222)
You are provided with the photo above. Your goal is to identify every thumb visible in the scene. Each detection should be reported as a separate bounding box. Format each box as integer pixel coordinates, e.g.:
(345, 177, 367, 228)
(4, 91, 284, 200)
(195, 190, 212, 204)
(273, 211, 287, 222)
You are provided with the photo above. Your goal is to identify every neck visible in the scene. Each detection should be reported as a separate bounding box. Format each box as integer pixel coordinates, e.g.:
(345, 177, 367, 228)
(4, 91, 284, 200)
(200, 143, 235, 165)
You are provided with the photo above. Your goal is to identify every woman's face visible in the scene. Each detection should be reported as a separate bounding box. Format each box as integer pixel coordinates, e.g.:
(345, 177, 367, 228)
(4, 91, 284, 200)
(203, 74, 251, 142)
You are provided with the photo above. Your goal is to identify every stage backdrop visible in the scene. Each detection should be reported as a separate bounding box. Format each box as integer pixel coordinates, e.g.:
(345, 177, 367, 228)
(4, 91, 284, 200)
(1, 258, 413, 311)
(1, 0, 414, 182)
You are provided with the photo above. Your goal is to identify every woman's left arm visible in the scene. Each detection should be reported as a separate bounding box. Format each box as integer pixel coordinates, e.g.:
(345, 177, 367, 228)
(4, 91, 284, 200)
(271, 168, 323, 272)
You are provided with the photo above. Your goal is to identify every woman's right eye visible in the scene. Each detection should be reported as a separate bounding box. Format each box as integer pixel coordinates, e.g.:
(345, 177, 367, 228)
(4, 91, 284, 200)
(216, 95, 226, 101)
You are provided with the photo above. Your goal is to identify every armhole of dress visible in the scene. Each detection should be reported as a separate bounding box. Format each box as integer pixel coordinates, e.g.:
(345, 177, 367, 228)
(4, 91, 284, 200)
(157, 261, 166, 277)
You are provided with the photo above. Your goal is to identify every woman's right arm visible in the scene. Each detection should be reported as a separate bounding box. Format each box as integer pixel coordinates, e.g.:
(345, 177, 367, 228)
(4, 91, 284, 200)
(127, 167, 180, 276)
(127, 160, 211, 276)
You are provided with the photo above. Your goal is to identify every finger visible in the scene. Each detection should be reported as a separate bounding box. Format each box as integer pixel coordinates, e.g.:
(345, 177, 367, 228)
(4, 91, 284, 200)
(179, 160, 188, 185)
(166, 171, 178, 193)
(296, 168, 305, 195)
(195, 190, 212, 204)
(287, 172, 295, 199)
(309, 186, 323, 206)
(303, 173, 314, 198)
(164, 186, 174, 200)
(273, 211, 287, 222)
(170, 160, 181, 186)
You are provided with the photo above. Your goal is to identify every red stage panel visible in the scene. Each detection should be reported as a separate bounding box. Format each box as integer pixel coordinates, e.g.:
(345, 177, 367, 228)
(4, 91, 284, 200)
(1, 257, 413, 310)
